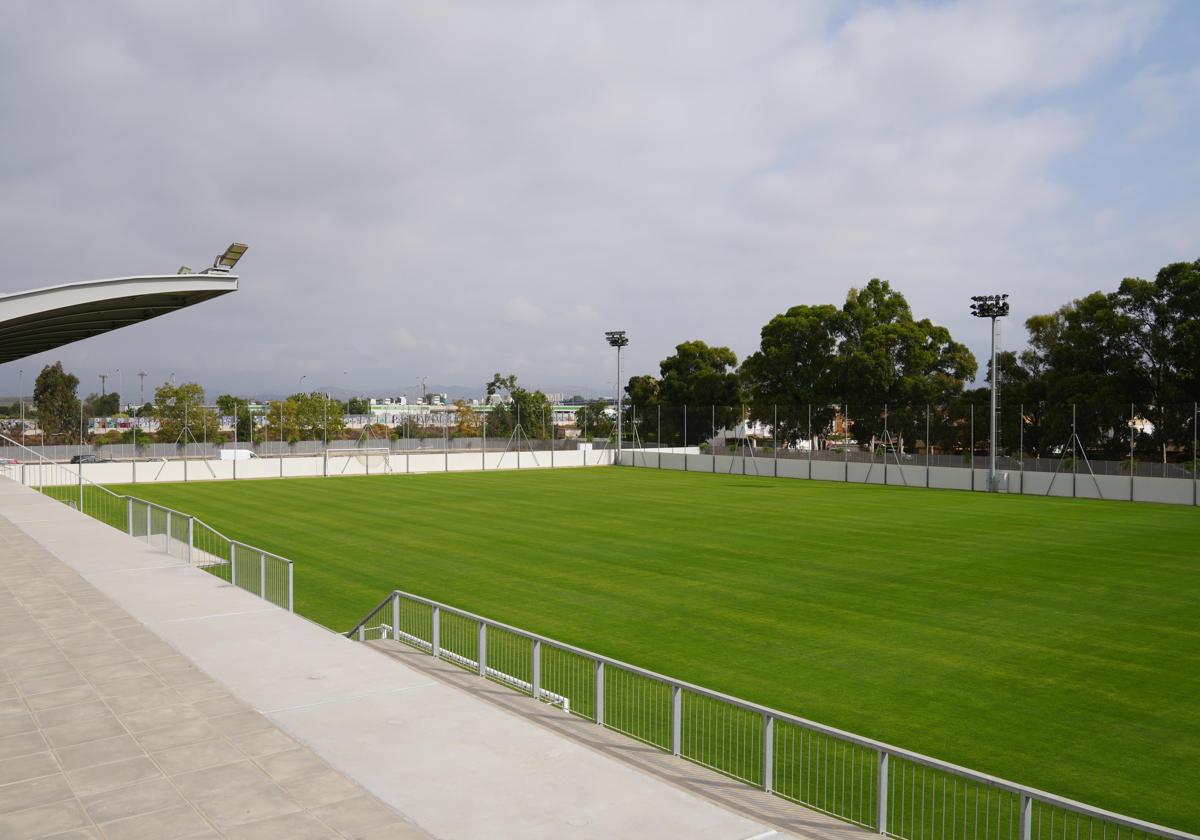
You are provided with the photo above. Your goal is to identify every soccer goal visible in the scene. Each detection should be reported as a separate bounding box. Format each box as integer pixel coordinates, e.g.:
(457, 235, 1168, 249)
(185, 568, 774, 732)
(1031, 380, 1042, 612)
(325, 447, 393, 476)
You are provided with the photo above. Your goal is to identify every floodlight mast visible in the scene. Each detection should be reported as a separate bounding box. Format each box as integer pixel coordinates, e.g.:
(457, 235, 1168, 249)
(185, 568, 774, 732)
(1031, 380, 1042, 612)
(605, 331, 629, 464)
(969, 294, 1011, 492)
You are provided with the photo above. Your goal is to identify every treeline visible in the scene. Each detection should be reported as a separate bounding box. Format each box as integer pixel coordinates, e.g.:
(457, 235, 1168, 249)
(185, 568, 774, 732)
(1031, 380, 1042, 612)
(624, 258, 1200, 460)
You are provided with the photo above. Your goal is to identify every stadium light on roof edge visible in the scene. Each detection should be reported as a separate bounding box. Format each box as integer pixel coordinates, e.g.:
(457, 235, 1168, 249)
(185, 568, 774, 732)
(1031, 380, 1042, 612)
(969, 293, 1010, 493)
(210, 242, 248, 272)
(605, 331, 628, 465)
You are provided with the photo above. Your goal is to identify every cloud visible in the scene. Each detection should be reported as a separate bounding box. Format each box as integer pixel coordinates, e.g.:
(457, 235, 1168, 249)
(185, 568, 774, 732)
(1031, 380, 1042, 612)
(0, 0, 1193, 396)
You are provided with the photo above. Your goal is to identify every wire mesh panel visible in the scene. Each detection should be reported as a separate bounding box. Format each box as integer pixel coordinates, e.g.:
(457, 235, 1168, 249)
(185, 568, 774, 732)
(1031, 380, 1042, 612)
(356, 598, 393, 641)
(485, 624, 533, 695)
(1028, 802, 1183, 840)
(192, 520, 232, 575)
(149, 505, 168, 553)
(772, 721, 877, 829)
(168, 511, 190, 558)
(603, 665, 672, 751)
(231, 543, 263, 596)
(395, 596, 433, 651)
(680, 690, 764, 787)
(886, 756, 1021, 840)
(540, 643, 596, 720)
(438, 610, 480, 671)
(129, 499, 150, 540)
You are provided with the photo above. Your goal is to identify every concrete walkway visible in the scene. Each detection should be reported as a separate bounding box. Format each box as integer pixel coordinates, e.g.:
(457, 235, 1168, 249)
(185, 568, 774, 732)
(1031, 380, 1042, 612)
(0, 478, 817, 839)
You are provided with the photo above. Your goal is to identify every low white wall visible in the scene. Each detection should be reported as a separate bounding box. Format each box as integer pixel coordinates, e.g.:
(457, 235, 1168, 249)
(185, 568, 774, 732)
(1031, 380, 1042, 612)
(621, 449, 1198, 507)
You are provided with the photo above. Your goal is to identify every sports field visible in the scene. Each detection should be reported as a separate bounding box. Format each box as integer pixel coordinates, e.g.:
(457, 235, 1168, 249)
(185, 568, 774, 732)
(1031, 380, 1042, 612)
(107, 467, 1199, 831)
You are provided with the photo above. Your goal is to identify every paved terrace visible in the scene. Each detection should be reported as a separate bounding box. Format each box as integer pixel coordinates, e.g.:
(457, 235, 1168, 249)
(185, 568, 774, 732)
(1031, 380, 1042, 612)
(0, 477, 869, 840)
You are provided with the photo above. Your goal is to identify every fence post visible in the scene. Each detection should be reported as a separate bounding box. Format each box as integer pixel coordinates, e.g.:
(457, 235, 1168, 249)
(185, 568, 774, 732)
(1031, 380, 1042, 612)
(671, 685, 682, 756)
(477, 621, 487, 676)
(259, 552, 266, 599)
(431, 606, 441, 656)
(126, 497, 133, 536)
(1021, 794, 1033, 840)
(187, 517, 193, 565)
(358, 625, 365, 641)
(532, 639, 542, 700)
(231, 543, 238, 587)
(762, 713, 773, 793)
(877, 750, 889, 834)
(287, 562, 293, 612)
(594, 660, 604, 726)
(392, 594, 400, 641)
(145, 504, 151, 544)
(165, 510, 172, 556)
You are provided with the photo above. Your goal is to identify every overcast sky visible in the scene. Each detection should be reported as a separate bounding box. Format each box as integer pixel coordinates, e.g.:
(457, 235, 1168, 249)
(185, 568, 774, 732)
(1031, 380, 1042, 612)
(1, 1, 1197, 402)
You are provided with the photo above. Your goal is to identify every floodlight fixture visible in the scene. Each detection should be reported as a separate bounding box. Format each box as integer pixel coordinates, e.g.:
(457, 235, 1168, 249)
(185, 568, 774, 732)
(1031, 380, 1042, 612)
(212, 242, 248, 271)
(969, 292, 1011, 492)
(605, 330, 629, 463)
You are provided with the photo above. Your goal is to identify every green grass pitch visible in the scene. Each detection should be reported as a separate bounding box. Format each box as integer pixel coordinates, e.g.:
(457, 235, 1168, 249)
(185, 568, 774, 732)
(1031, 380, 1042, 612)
(106, 467, 1199, 831)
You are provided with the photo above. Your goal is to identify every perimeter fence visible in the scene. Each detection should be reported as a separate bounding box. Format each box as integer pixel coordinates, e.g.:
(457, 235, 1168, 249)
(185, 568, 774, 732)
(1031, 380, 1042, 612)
(348, 589, 1197, 840)
(0, 434, 293, 610)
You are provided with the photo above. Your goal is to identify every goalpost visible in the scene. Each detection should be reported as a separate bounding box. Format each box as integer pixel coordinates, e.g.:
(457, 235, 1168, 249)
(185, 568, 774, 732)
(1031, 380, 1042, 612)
(324, 447, 393, 476)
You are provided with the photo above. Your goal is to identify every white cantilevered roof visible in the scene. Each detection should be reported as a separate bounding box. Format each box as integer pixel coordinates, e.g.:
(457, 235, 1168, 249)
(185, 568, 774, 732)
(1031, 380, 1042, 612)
(0, 272, 237, 364)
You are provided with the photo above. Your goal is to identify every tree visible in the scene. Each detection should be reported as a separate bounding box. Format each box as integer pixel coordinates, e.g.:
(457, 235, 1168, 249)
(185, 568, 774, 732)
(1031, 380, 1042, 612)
(486, 373, 518, 398)
(453, 400, 481, 437)
(154, 381, 219, 444)
(292, 392, 345, 440)
(33, 362, 80, 442)
(262, 398, 302, 444)
(485, 379, 553, 440)
(574, 400, 614, 440)
(347, 396, 370, 415)
(87, 392, 120, 417)
(638, 340, 742, 446)
(216, 394, 256, 443)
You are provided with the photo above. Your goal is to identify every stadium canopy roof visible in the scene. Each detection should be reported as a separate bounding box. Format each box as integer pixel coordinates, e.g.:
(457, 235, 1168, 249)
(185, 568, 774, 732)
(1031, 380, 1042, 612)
(0, 272, 238, 364)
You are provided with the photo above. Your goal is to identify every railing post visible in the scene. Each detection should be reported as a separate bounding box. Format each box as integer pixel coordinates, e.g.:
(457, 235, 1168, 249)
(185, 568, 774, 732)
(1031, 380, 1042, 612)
(392, 593, 400, 641)
(145, 504, 151, 544)
(231, 543, 238, 587)
(594, 660, 605, 726)
(762, 713, 773, 792)
(1021, 794, 1033, 840)
(358, 625, 365, 641)
(532, 639, 542, 700)
(259, 552, 266, 599)
(287, 562, 293, 612)
(431, 605, 441, 656)
(187, 517, 193, 565)
(165, 510, 172, 556)
(126, 497, 133, 536)
(671, 685, 682, 756)
(877, 750, 889, 834)
(477, 622, 487, 676)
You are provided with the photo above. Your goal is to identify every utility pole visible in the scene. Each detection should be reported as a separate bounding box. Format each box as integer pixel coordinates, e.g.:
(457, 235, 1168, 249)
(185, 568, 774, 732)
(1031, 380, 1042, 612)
(138, 372, 146, 407)
(970, 294, 1011, 492)
(99, 373, 108, 395)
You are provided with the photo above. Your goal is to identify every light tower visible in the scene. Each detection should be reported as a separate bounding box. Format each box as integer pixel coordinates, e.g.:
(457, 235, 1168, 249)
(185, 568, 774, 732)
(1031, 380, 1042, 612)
(970, 294, 1010, 491)
(605, 331, 629, 464)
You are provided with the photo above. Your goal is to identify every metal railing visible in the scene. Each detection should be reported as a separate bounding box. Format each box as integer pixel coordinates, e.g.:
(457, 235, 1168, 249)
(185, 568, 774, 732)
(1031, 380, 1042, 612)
(0, 434, 294, 612)
(347, 589, 1197, 840)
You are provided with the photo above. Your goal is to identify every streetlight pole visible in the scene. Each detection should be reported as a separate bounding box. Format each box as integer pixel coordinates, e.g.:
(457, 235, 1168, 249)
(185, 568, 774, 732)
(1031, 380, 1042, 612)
(18, 368, 23, 447)
(970, 294, 1010, 492)
(605, 331, 629, 465)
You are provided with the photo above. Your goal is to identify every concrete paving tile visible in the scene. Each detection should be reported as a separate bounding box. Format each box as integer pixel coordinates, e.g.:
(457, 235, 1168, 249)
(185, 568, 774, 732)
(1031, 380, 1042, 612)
(79, 776, 184, 824)
(42, 715, 125, 749)
(75, 661, 153, 684)
(99, 803, 213, 840)
(133, 719, 216, 752)
(0, 684, 16, 702)
(277, 768, 364, 810)
(353, 820, 433, 839)
(189, 777, 302, 829)
(227, 727, 298, 758)
(158, 668, 215, 689)
(115, 703, 201, 733)
(34, 700, 112, 730)
(65, 755, 162, 798)
(171, 760, 271, 799)
(0, 697, 28, 717)
(106, 687, 184, 715)
(0, 711, 37, 737)
(189, 694, 248, 717)
(23, 686, 98, 712)
(0, 647, 67, 670)
(66, 649, 139, 670)
(207, 710, 273, 738)
(222, 810, 339, 840)
(7, 661, 77, 684)
(0, 730, 47, 760)
(145, 655, 196, 674)
(154, 738, 244, 776)
(254, 748, 328, 784)
(172, 680, 231, 702)
(38, 826, 102, 839)
(0, 771, 74, 814)
(0, 797, 90, 839)
(93, 674, 168, 699)
(56, 733, 145, 771)
(15, 670, 89, 696)
(310, 795, 400, 838)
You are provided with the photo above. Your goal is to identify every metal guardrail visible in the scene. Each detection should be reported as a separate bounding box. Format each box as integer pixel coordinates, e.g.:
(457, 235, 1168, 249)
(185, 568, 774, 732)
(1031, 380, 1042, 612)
(347, 589, 1197, 840)
(0, 434, 293, 612)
